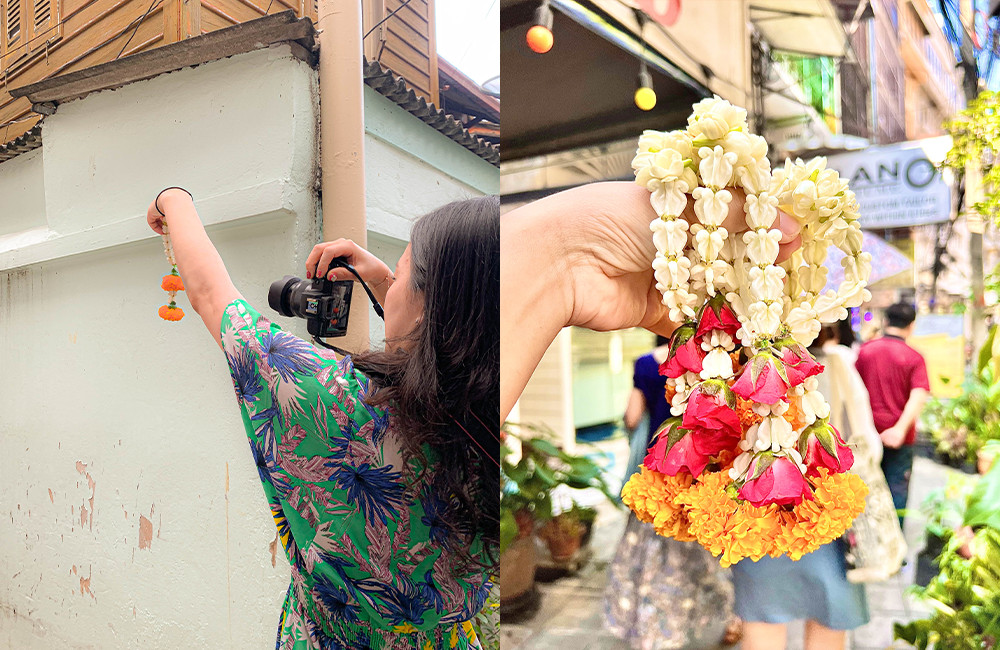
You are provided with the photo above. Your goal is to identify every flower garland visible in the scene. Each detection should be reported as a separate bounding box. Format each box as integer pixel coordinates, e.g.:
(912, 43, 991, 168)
(624, 97, 871, 565)
(158, 219, 185, 321)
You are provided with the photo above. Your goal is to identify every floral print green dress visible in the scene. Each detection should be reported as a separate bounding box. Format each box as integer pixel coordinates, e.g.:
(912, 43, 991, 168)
(221, 299, 490, 650)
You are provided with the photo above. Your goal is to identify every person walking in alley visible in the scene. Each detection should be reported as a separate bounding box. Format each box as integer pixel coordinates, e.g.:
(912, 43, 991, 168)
(730, 320, 873, 650)
(147, 188, 497, 650)
(604, 338, 741, 649)
(855, 302, 930, 526)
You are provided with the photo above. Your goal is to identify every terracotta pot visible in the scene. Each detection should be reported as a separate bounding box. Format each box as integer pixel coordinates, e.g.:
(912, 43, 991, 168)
(545, 534, 582, 563)
(499, 536, 537, 602)
(978, 448, 997, 475)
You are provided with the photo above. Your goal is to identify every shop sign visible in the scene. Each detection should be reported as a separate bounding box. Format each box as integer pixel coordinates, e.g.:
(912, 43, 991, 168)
(825, 136, 953, 229)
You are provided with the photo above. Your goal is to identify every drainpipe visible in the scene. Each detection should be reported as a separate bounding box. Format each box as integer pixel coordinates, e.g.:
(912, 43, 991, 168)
(317, 0, 369, 351)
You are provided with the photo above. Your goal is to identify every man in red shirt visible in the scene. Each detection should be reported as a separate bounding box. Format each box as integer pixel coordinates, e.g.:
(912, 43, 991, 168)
(855, 303, 931, 525)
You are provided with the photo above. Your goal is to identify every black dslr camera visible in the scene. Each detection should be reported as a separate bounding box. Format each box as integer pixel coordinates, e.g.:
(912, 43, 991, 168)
(268, 267, 354, 338)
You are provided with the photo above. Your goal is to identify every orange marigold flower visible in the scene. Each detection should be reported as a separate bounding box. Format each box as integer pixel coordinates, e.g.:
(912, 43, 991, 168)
(621, 465, 695, 541)
(772, 469, 868, 560)
(736, 397, 764, 430)
(782, 395, 807, 431)
(159, 304, 185, 321)
(161, 273, 185, 292)
(676, 471, 783, 567)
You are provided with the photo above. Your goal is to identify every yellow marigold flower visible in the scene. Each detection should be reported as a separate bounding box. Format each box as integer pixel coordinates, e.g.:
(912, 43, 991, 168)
(772, 469, 868, 560)
(677, 471, 783, 567)
(621, 465, 695, 541)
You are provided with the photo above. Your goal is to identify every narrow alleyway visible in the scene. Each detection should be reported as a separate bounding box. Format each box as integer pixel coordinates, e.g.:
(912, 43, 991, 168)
(503, 435, 955, 650)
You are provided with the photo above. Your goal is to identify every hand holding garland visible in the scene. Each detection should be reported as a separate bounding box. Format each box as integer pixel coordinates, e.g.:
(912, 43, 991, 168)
(499, 181, 802, 423)
(146, 188, 242, 347)
(622, 97, 872, 566)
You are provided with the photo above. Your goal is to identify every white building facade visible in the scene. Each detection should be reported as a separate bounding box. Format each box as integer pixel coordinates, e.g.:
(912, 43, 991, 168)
(0, 39, 497, 649)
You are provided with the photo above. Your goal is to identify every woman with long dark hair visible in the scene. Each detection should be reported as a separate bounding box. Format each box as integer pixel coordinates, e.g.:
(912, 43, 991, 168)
(147, 188, 498, 649)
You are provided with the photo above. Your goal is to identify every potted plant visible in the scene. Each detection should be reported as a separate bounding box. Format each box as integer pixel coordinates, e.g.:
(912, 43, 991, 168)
(538, 508, 587, 562)
(914, 476, 975, 587)
(979, 440, 1000, 475)
(922, 364, 1000, 471)
(895, 462, 1000, 648)
(500, 422, 619, 613)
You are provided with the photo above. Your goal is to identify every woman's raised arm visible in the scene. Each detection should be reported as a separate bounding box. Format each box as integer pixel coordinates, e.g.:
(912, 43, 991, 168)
(147, 188, 242, 347)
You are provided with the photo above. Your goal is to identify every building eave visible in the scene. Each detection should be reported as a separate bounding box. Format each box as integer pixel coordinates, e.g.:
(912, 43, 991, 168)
(9, 11, 316, 106)
(363, 59, 500, 167)
(0, 123, 42, 164)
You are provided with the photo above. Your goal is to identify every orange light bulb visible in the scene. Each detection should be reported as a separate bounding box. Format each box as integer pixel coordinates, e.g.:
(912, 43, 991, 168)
(526, 25, 554, 53)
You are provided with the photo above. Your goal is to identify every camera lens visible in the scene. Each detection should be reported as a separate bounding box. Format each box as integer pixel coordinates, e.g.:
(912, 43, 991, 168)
(267, 275, 300, 317)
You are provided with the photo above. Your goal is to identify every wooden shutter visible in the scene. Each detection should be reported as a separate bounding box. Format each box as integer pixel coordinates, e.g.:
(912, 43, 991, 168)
(32, 0, 51, 35)
(5, 0, 23, 50)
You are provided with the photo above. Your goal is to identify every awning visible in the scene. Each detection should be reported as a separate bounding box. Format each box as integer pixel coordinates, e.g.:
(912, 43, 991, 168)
(749, 1, 851, 57)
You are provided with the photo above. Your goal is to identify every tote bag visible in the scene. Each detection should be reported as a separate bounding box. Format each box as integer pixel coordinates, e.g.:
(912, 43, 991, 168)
(820, 345, 908, 583)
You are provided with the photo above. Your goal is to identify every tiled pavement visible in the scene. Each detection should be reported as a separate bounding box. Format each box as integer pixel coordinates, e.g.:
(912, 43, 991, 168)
(503, 436, 956, 650)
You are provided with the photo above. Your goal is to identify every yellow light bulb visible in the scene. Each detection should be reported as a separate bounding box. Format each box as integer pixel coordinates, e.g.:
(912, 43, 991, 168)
(635, 86, 657, 111)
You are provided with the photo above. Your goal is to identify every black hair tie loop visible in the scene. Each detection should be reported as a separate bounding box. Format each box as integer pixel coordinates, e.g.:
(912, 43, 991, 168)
(155, 186, 194, 217)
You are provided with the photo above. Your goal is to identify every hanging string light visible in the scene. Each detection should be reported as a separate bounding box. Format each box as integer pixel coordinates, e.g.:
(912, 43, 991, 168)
(635, 60, 656, 110)
(634, 12, 655, 111)
(526, 0, 554, 53)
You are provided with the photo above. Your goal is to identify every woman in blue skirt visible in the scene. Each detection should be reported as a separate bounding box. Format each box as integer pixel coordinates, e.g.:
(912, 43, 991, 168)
(732, 322, 871, 649)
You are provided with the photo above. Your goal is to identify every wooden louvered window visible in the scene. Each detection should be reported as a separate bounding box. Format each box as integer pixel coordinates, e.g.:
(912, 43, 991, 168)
(5, 0, 22, 47)
(33, 0, 49, 31)
(1, 0, 60, 72)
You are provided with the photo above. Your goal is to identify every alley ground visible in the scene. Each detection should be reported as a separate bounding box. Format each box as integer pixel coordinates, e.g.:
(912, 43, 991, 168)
(503, 435, 958, 650)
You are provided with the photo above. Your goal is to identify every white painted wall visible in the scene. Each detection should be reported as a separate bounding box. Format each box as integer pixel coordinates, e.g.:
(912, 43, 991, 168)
(0, 43, 495, 649)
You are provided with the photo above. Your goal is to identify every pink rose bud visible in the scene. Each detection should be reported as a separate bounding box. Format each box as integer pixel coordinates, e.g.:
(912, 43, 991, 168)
(799, 422, 854, 477)
(732, 353, 790, 404)
(644, 419, 713, 478)
(737, 452, 814, 507)
(681, 379, 741, 454)
(777, 341, 824, 387)
(660, 323, 705, 379)
(696, 293, 741, 338)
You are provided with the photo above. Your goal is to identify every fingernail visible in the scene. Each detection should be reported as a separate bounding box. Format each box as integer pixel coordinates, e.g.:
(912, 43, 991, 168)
(306, 271, 312, 279)
(777, 213, 800, 243)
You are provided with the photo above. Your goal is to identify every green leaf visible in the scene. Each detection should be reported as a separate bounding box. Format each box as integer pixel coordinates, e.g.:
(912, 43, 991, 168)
(965, 460, 1000, 529)
(527, 438, 561, 458)
(978, 324, 997, 376)
(533, 463, 559, 488)
(500, 509, 518, 555)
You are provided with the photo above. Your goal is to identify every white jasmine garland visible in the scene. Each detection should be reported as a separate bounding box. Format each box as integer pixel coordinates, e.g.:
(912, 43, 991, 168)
(634, 98, 872, 503)
(699, 329, 736, 380)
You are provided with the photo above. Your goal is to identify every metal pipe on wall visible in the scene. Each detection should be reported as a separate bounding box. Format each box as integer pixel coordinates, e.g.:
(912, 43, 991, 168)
(317, 0, 369, 350)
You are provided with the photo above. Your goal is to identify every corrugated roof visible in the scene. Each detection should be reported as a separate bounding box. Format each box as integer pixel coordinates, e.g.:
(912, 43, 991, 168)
(0, 124, 42, 163)
(364, 59, 500, 167)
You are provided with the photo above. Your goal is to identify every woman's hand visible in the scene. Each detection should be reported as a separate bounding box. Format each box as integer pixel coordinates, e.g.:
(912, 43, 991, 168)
(304, 239, 395, 303)
(501, 180, 802, 422)
(146, 188, 193, 235)
(144, 187, 240, 348)
(535, 181, 801, 336)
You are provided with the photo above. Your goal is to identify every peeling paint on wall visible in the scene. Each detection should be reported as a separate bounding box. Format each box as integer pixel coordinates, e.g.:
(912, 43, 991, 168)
(79, 566, 94, 601)
(138, 515, 153, 550)
(75, 460, 96, 531)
